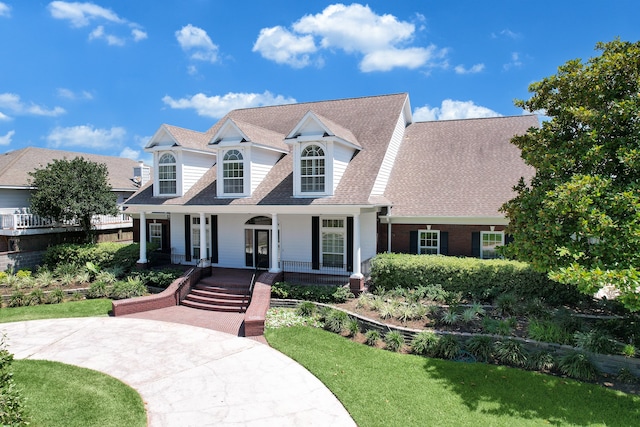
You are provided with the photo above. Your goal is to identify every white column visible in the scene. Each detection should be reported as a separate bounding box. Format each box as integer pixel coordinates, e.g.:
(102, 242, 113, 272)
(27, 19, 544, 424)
(351, 213, 363, 278)
(269, 213, 281, 273)
(199, 212, 207, 266)
(137, 212, 147, 264)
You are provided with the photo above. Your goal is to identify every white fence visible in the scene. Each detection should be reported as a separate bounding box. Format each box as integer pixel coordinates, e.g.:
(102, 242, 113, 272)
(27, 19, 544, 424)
(0, 209, 132, 231)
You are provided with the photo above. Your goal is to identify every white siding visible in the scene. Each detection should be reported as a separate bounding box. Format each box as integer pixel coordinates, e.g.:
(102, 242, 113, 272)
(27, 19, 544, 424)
(182, 151, 214, 194)
(371, 109, 408, 196)
(170, 213, 186, 256)
(250, 148, 281, 193)
(332, 144, 354, 193)
(279, 215, 312, 263)
(360, 211, 378, 261)
(0, 189, 30, 211)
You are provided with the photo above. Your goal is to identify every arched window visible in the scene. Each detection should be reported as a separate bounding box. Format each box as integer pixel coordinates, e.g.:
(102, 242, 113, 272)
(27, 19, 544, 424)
(158, 153, 176, 195)
(300, 145, 325, 193)
(223, 149, 244, 194)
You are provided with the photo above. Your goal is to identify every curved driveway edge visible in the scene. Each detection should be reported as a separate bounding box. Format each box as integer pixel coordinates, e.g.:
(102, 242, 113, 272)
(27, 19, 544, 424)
(1, 317, 356, 427)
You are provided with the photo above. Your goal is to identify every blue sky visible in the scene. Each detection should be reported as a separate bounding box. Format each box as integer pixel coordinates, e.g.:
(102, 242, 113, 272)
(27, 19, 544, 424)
(1, 1, 638, 162)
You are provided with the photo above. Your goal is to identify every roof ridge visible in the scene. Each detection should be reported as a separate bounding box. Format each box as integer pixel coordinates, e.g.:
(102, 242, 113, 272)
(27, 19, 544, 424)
(413, 114, 538, 124)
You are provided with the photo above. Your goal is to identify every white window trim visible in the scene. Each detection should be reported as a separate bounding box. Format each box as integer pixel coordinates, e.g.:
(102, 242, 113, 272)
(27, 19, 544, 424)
(321, 217, 346, 269)
(155, 151, 180, 197)
(217, 147, 249, 197)
(418, 229, 440, 255)
(149, 223, 162, 248)
(294, 142, 333, 197)
(480, 231, 504, 259)
(191, 217, 210, 262)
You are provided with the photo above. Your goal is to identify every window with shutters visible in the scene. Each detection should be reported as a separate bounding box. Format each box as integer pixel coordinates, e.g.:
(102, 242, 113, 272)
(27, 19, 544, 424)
(418, 230, 440, 255)
(480, 231, 504, 259)
(322, 218, 345, 268)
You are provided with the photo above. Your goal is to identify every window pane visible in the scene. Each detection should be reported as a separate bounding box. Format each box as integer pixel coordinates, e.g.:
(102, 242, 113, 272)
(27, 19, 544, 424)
(418, 230, 439, 255)
(481, 232, 503, 259)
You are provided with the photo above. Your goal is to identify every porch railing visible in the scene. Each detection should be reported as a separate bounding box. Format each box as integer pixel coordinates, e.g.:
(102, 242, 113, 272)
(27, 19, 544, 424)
(0, 209, 132, 231)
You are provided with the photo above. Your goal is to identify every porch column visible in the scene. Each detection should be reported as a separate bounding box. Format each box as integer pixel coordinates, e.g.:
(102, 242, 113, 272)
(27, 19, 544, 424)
(199, 212, 208, 267)
(137, 211, 147, 265)
(269, 213, 281, 273)
(349, 213, 364, 294)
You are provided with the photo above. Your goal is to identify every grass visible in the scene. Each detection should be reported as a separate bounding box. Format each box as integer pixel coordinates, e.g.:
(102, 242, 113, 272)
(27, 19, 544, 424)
(0, 299, 112, 323)
(12, 360, 146, 427)
(265, 326, 640, 427)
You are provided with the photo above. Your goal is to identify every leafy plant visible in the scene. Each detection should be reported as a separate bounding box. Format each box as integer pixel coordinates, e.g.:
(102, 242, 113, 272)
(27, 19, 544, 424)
(434, 335, 461, 360)
(528, 350, 556, 372)
(87, 281, 111, 299)
(383, 331, 405, 352)
(8, 291, 27, 307)
(28, 289, 46, 306)
(528, 318, 573, 345)
(296, 301, 317, 317)
(355, 293, 374, 309)
(495, 339, 528, 367)
(324, 310, 349, 334)
(460, 307, 479, 323)
(46, 288, 66, 304)
(345, 319, 360, 337)
(364, 330, 381, 347)
(466, 336, 494, 362)
(558, 351, 597, 381)
(111, 277, 147, 300)
(439, 308, 460, 326)
(494, 293, 518, 317)
(574, 330, 617, 354)
(411, 331, 439, 357)
(622, 344, 636, 358)
(0, 335, 28, 426)
(379, 303, 396, 320)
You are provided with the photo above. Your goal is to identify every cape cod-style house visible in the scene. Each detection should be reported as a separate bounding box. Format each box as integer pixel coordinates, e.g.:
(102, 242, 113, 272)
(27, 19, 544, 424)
(124, 93, 536, 289)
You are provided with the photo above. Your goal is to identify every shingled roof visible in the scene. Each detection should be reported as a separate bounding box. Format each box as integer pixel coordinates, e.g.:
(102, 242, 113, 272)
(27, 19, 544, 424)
(384, 115, 537, 218)
(0, 147, 147, 191)
(127, 93, 409, 207)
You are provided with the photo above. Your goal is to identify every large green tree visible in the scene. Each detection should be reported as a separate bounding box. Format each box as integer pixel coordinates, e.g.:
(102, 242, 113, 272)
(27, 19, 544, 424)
(29, 157, 118, 242)
(501, 39, 640, 311)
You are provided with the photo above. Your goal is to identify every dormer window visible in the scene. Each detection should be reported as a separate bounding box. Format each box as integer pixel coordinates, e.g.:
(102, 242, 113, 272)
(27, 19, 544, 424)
(158, 153, 177, 195)
(223, 149, 244, 194)
(301, 144, 325, 193)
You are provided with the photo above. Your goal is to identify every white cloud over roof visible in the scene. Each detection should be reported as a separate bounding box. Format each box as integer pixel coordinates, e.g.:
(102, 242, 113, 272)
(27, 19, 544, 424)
(413, 99, 501, 121)
(162, 91, 297, 119)
(0, 93, 66, 117)
(253, 3, 446, 72)
(0, 130, 14, 146)
(46, 125, 126, 149)
(175, 24, 219, 63)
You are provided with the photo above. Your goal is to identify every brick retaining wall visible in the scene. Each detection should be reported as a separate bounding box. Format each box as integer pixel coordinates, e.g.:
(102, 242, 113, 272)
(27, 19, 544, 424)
(0, 250, 46, 271)
(244, 271, 283, 337)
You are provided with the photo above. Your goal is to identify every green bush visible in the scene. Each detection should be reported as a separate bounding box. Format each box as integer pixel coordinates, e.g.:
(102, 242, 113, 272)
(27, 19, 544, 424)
(46, 288, 66, 304)
(528, 350, 556, 372)
(271, 282, 353, 303)
(558, 351, 598, 381)
(370, 253, 586, 305)
(364, 330, 381, 347)
(410, 331, 439, 356)
(383, 331, 405, 352)
(296, 301, 317, 317)
(466, 336, 494, 362)
(324, 309, 350, 334)
(434, 335, 461, 360)
(527, 319, 574, 345)
(43, 242, 156, 272)
(111, 278, 147, 300)
(0, 336, 28, 426)
(87, 281, 111, 299)
(131, 268, 183, 289)
(495, 339, 528, 368)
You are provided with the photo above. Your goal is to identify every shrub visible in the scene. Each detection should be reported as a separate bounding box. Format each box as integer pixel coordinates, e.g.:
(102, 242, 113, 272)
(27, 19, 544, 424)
(574, 330, 617, 355)
(345, 319, 360, 337)
(43, 242, 154, 272)
(355, 292, 374, 309)
(384, 331, 405, 352)
(460, 307, 479, 323)
(87, 281, 111, 299)
(466, 336, 494, 362)
(332, 286, 354, 303)
(0, 271, 7, 283)
(296, 301, 317, 317)
(271, 282, 352, 303)
(111, 277, 147, 300)
(410, 331, 439, 356)
(622, 344, 636, 358)
(439, 308, 460, 326)
(370, 253, 586, 305)
(528, 350, 556, 372)
(132, 268, 183, 289)
(494, 293, 518, 317)
(558, 351, 598, 381)
(495, 339, 528, 367)
(46, 288, 66, 304)
(364, 330, 381, 347)
(435, 335, 461, 360)
(527, 319, 573, 345)
(8, 291, 26, 308)
(0, 335, 28, 426)
(324, 310, 349, 334)
(27, 289, 45, 305)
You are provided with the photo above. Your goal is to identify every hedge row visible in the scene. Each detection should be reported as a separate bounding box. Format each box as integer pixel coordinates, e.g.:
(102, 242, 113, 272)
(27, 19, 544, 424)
(370, 253, 586, 306)
(42, 242, 157, 271)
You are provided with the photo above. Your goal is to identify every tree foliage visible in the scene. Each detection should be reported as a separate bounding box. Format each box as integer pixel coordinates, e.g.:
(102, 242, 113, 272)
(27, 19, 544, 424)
(501, 39, 640, 311)
(29, 157, 118, 242)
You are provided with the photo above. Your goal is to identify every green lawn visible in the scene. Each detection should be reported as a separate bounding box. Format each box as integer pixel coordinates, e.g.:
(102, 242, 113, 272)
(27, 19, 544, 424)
(266, 326, 640, 427)
(13, 360, 146, 427)
(0, 299, 112, 323)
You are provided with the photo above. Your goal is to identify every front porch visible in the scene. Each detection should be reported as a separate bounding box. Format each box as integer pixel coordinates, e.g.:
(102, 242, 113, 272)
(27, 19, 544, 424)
(0, 208, 132, 234)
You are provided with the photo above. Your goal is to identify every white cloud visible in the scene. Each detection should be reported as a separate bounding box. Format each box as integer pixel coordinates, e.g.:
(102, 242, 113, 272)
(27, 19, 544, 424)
(162, 91, 297, 119)
(48, 1, 146, 46)
(119, 146, 140, 160)
(503, 52, 523, 70)
(0, 111, 10, 121)
(454, 63, 485, 74)
(253, 26, 317, 68)
(254, 3, 447, 72)
(0, 2, 11, 18)
(492, 29, 521, 40)
(413, 99, 501, 121)
(46, 125, 126, 149)
(0, 130, 14, 145)
(57, 88, 93, 100)
(48, 1, 124, 27)
(0, 93, 66, 117)
(176, 24, 219, 63)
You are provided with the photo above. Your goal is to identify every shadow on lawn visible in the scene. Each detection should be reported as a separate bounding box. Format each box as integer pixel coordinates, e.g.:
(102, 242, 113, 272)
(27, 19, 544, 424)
(422, 359, 640, 426)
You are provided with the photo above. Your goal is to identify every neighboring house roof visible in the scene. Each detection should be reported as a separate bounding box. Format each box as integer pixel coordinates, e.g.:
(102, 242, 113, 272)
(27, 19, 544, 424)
(127, 93, 409, 207)
(0, 147, 148, 191)
(385, 115, 537, 218)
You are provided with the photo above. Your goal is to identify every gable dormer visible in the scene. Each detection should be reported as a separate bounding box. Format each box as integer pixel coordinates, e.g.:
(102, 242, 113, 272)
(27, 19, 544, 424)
(209, 118, 287, 198)
(285, 111, 360, 197)
(145, 124, 215, 197)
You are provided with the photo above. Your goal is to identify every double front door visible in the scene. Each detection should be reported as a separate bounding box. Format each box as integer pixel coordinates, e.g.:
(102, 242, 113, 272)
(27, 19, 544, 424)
(245, 229, 269, 270)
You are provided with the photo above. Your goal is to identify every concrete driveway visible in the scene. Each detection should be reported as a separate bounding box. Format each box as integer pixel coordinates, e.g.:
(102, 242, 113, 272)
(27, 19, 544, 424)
(1, 317, 356, 426)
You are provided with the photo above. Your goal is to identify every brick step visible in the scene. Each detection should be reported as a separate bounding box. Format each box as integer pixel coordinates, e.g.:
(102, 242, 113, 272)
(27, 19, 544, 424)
(184, 293, 248, 307)
(194, 284, 250, 295)
(181, 299, 246, 313)
(199, 276, 253, 289)
(190, 288, 249, 301)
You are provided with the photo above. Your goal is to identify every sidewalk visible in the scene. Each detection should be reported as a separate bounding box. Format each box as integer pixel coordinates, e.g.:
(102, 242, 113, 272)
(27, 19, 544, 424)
(1, 317, 356, 426)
